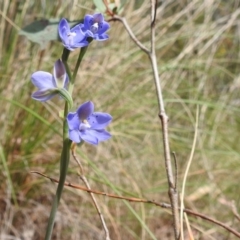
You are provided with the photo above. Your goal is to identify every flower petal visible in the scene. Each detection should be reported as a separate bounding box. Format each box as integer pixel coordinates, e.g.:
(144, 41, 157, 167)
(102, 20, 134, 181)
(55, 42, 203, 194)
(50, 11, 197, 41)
(54, 59, 66, 79)
(95, 33, 109, 41)
(31, 71, 55, 89)
(88, 112, 112, 129)
(31, 89, 57, 102)
(83, 15, 94, 31)
(53, 59, 67, 88)
(70, 41, 89, 48)
(85, 30, 95, 38)
(80, 130, 98, 145)
(66, 101, 112, 145)
(77, 101, 94, 120)
(67, 112, 80, 130)
(98, 21, 110, 35)
(69, 129, 81, 143)
(93, 13, 104, 23)
(89, 129, 111, 142)
(59, 20, 89, 50)
(81, 13, 109, 42)
(70, 24, 87, 43)
(58, 18, 70, 43)
(63, 75, 69, 89)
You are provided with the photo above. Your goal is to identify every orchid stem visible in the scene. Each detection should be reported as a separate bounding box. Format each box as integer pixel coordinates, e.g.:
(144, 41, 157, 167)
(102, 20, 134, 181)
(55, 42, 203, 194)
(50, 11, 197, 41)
(44, 103, 71, 240)
(61, 48, 73, 95)
(44, 27, 90, 237)
(72, 46, 89, 83)
(44, 48, 72, 240)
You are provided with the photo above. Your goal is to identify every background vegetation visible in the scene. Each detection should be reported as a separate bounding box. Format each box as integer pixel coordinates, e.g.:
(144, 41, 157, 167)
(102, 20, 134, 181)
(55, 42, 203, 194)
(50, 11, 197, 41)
(1, 0, 240, 239)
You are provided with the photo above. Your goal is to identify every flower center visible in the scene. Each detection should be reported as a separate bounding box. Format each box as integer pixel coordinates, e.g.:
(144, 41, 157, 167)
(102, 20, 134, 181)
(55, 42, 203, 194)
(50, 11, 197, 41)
(79, 119, 91, 131)
(67, 32, 76, 45)
(90, 22, 99, 34)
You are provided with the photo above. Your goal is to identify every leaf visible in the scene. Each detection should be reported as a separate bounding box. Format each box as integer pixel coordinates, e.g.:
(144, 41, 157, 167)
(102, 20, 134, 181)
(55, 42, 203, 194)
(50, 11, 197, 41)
(93, 0, 106, 12)
(19, 18, 79, 49)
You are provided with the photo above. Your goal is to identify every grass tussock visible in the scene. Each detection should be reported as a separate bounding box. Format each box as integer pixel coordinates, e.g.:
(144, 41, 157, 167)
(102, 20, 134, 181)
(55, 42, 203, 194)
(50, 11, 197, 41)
(1, 0, 240, 239)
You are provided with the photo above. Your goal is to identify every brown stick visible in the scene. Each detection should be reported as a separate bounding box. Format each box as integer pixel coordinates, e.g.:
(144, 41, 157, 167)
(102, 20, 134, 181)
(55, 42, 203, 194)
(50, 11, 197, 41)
(110, 1, 180, 237)
(71, 143, 111, 240)
(31, 171, 240, 239)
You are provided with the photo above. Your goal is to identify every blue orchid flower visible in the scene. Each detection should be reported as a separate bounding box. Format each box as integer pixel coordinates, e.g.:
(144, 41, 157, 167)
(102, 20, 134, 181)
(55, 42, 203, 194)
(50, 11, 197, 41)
(58, 18, 89, 51)
(31, 59, 69, 102)
(67, 101, 112, 145)
(80, 13, 110, 41)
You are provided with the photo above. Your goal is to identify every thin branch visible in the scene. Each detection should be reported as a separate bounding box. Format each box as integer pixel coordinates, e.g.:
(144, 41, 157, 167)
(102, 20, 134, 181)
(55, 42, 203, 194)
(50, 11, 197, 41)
(71, 144, 111, 240)
(151, 0, 158, 28)
(31, 171, 240, 239)
(150, 0, 179, 238)
(172, 152, 178, 191)
(31, 171, 160, 203)
(110, 2, 180, 238)
(109, 16, 150, 54)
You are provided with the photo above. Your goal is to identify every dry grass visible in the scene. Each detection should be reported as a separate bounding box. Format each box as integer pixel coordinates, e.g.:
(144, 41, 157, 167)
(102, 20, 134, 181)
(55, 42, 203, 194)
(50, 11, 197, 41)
(1, 0, 240, 239)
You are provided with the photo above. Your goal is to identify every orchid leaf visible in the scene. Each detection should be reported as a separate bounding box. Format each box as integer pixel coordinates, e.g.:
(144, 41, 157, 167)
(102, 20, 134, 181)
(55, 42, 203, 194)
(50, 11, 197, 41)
(19, 18, 79, 49)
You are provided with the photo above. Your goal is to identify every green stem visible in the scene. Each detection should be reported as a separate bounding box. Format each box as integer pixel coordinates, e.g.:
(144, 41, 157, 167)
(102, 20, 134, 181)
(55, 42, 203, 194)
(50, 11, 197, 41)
(44, 44, 89, 239)
(44, 103, 71, 240)
(61, 48, 72, 85)
(62, 48, 70, 63)
(68, 46, 88, 95)
(72, 46, 88, 83)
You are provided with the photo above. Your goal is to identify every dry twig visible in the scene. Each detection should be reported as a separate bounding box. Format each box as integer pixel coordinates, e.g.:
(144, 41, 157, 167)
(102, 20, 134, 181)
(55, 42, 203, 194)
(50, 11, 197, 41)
(31, 171, 240, 239)
(71, 143, 111, 240)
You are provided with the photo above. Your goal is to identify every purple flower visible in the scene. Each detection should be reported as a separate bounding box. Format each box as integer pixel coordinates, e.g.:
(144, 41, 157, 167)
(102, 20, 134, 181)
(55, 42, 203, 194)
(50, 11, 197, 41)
(67, 101, 112, 145)
(58, 18, 89, 51)
(80, 13, 110, 41)
(31, 59, 68, 102)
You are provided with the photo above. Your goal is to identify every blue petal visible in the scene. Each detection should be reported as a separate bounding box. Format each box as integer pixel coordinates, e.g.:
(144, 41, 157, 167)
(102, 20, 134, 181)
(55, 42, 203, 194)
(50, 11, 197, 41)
(87, 112, 112, 130)
(93, 13, 104, 23)
(53, 59, 67, 88)
(63, 75, 69, 89)
(97, 21, 110, 35)
(89, 129, 111, 142)
(67, 112, 80, 130)
(31, 89, 57, 102)
(95, 33, 109, 41)
(70, 24, 87, 43)
(80, 130, 98, 145)
(83, 15, 94, 30)
(79, 23, 87, 32)
(53, 59, 66, 79)
(69, 129, 81, 143)
(31, 71, 55, 89)
(85, 30, 95, 38)
(58, 18, 70, 43)
(71, 41, 89, 48)
(59, 22, 89, 50)
(77, 101, 94, 120)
